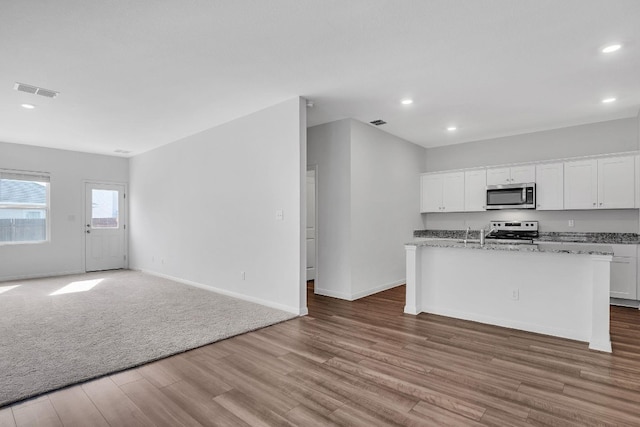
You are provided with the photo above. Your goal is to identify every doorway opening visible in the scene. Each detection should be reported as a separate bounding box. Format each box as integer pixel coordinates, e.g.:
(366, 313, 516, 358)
(306, 167, 317, 292)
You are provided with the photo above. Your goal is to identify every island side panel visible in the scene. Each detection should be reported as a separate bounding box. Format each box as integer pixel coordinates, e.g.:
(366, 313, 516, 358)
(417, 246, 596, 343)
(590, 255, 612, 352)
(404, 244, 422, 315)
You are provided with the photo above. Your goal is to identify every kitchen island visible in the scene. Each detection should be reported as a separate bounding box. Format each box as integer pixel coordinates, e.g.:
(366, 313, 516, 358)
(405, 240, 613, 352)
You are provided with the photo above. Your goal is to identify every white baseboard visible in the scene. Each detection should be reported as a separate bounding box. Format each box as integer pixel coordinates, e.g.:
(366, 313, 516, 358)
(422, 305, 590, 344)
(136, 269, 305, 316)
(351, 279, 405, 300)
(315, 279, 405, 301)
(0, 269, 85, 283)
(314, 288, 353, 300)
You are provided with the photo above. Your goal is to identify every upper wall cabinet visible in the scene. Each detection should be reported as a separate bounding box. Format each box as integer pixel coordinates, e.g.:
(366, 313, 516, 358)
(486, 165, 535, 185)
(564, 155, 635, 209)
(636, 155, 640, 209)
(564, 159, 598, 209)
(464, 169, 487, 212)
(598, 156, 635, 209)
(420, 172, 465, 213)
(535, 163, 564, 210)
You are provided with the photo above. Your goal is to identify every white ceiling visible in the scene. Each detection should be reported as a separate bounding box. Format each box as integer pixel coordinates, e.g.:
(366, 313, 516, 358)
(1, 0, 639, 157)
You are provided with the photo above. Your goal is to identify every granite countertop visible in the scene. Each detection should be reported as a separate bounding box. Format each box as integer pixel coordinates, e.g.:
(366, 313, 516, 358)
(406, 239, 614, 256)
(413, 229, 640, 245)
(535, 232, 639, 244)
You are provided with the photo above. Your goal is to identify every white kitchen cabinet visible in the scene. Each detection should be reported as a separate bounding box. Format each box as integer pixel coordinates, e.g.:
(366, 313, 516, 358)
(633, 154, 640, 208)
(420, 172, 464, 213)
(486, 168, 510, 185)
(486, 165, 535, 185)
(598, 156, 635, 209)
(564, 159, 598, 209)
(464, 169, 487, 211)
(610, 244, 638, 300)
(541, 242, 637, 300)
(421, 174, 442, 212)
(535, 163, 564, 210)
(564, 156, 635, 210)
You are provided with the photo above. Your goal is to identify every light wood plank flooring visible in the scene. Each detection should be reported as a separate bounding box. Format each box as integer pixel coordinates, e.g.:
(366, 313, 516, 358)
(2, 282, 640, 426)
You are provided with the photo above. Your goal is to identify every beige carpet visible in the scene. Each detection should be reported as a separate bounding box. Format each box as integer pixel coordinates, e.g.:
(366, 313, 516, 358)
(0, 270, 296, 407)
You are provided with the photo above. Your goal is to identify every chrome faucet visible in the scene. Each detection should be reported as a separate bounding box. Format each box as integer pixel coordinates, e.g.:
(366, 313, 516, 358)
(464, 226, 471, 244)
(480, 226, 498, 246)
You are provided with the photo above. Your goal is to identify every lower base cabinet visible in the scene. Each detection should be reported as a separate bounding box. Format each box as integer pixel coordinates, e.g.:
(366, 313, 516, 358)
(609, 245, 638, 300)
(541, 242, 638, 301)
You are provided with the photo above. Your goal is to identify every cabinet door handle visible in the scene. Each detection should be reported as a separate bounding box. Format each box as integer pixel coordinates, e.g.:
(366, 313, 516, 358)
(593, 202, 596, 206)
(599, 202, 603, 206)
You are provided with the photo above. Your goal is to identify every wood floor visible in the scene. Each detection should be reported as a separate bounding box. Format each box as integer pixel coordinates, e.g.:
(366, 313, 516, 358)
(2, 283, 640, 426)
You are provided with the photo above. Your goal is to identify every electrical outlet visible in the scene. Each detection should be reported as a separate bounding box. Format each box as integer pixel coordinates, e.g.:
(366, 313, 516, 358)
(568, 219, 575, 227)
(276, 210, 284, 221)
(511, 288, 519, 301)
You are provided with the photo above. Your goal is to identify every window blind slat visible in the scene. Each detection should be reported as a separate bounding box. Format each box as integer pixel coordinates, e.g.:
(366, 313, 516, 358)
(0, 170, 50, 183)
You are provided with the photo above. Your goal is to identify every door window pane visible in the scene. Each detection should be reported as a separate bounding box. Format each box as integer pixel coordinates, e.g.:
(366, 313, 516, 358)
(92, 189, 119, 229)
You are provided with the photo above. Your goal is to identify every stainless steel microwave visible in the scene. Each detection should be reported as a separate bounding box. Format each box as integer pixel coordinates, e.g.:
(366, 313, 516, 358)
(486, 183, 536, 210)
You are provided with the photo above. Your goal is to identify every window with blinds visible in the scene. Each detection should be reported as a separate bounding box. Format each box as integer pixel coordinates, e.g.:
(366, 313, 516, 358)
(0, 170, 50, 243)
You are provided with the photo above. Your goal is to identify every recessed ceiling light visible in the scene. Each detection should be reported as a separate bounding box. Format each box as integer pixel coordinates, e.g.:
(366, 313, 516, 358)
(401, 99, 413, 105)
(602, 97, 616, 103)
(21, 103, 35, 109)
(602, 44, 622, 53)
(447, 126, 457, 131)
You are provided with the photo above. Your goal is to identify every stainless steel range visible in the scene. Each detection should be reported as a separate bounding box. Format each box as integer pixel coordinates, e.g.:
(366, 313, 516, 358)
(485, 221, 538, 244)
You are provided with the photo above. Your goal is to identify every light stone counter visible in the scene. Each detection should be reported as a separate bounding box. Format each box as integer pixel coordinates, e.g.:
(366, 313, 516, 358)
(406, 238, 614, 256)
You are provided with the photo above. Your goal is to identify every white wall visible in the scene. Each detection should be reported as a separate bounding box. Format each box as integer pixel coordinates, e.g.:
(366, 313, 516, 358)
(0, 141, 129, 281)
(307, 119, 352, 299)
(129, 97, 306, 315)
(307, 119, 426, 300)
(350, 120, 425, 297)
(424, 118, 640, 232)
(426, 118, 638, 172)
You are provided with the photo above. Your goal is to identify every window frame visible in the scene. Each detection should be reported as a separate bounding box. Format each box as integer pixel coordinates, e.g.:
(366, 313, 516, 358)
(0, 169, 51, 245)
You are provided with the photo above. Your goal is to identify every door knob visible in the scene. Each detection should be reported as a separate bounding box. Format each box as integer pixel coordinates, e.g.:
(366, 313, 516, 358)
(86, 230, 91, 234)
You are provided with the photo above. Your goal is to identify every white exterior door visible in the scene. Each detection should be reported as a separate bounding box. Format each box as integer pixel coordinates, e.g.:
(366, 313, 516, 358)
(85, 183, 126, 272)
(306, 170, 316, 281)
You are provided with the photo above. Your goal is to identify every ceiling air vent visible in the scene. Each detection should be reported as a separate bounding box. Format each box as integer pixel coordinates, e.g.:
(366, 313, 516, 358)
(14, 82, 59, 98)
(370, 119, 386, 126)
